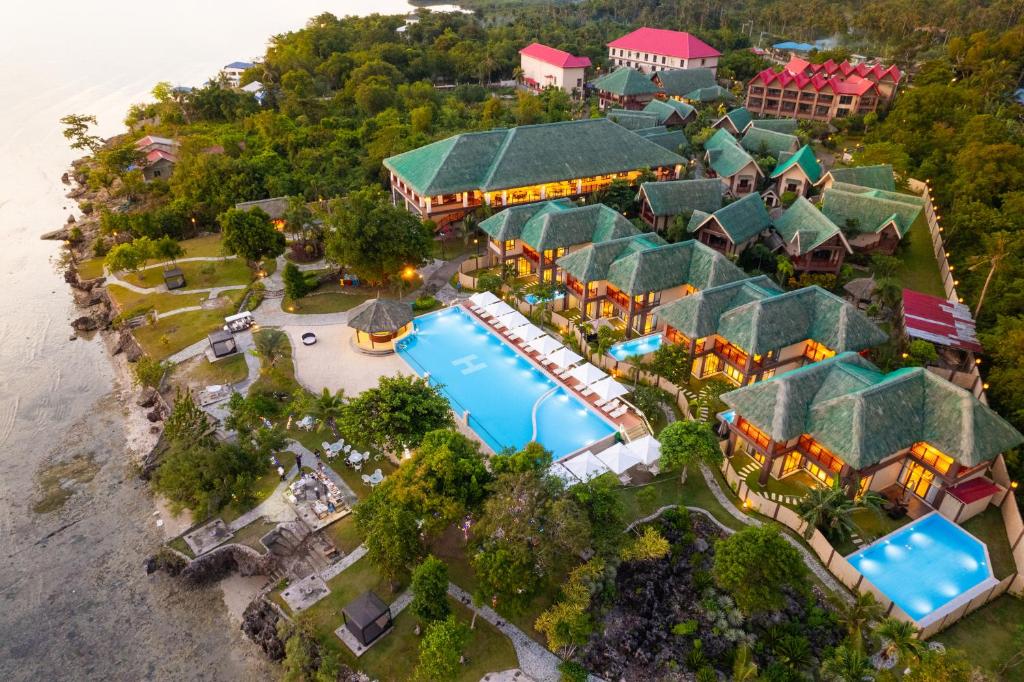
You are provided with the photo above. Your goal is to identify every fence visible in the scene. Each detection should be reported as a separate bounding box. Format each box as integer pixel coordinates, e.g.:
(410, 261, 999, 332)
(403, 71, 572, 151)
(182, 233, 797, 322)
(720, 456, 1018, 638)
(456, 255, 490, 289)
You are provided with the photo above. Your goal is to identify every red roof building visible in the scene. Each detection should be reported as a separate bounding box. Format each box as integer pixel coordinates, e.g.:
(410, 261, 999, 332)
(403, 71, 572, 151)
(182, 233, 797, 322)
(519, 42, 591, 94)
(901, 288, 983, 355)
(607, 27, 721, 75)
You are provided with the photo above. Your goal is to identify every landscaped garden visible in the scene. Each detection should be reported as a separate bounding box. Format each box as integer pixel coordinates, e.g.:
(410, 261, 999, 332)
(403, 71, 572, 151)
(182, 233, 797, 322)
(121, 258, 253, 289)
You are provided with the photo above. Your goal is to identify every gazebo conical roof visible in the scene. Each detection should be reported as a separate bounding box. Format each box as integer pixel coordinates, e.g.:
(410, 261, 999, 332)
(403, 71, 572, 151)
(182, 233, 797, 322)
(347, 298, 413, 333)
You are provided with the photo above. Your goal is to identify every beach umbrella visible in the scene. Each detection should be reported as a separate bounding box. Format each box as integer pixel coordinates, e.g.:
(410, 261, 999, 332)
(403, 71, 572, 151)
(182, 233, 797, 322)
(545, 347, 583, 369)
(569, 362, 608, 386)
(625, 435, 661, 466)
(469, 291, 499, 307)
(511, 324, 545, 342)
(548, 463, 579, 485)
(590, 377, 629, 401)
(484, 300, 515, 318)
(561, 450, 610, 482)
(525, 334, 563, 355)
(596, 443, 642, 474)
(497, 311, 531, 329)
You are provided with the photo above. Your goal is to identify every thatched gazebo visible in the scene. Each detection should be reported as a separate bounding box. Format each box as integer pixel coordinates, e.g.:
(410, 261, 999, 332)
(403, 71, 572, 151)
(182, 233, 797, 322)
(347, 297, 414, 354)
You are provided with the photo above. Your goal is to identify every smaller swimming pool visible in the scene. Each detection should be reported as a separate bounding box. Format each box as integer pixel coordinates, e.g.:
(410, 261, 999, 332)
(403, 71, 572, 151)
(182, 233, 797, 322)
(608, 333, 664, 361)
(847, 512, 997, 624)
(523, 291, 565, 305)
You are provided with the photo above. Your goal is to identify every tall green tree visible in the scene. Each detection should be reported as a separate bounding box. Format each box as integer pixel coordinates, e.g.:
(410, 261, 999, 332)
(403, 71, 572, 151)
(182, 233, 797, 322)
(658, 420, 722, 485)
(218, 207, 285, 264)
(355, 483, 424, 587)
(414, 615, 470, 682)
(340, 375, 454, 454)
(60, 113, 103, 153)
(713, 525, 807, 614)
(308, 387, 346, 437)
(283, 262, 314, 299)
(410, 555, 450, 623)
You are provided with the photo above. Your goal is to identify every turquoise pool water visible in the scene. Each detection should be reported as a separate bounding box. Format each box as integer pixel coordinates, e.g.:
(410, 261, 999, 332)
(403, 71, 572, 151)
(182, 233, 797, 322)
(608, 333, 664, 361)
(397, 307, 616, 458)
(523, 291, 565, 305)
(847, 513, 995, 623)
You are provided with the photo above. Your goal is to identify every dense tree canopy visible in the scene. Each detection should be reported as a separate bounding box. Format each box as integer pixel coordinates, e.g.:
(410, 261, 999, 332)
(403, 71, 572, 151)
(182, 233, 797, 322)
(218, 207, 286, 263)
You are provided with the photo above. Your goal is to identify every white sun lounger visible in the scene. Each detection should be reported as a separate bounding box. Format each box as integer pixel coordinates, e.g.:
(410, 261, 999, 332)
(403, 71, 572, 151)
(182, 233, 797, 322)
(610, 406, 627, 418)
(601, 401, 621, 413)
(581, 388, 594, 397)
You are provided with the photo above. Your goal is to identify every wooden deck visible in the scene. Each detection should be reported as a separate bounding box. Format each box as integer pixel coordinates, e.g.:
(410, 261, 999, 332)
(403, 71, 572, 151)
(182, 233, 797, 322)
(878, 484, 934, 520)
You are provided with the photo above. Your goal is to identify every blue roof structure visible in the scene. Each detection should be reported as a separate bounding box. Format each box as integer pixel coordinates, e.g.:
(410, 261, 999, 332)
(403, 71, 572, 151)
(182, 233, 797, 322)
(1014, 88, 1024, 105)
(224, 61, 254, 70)
(773, 41, 814, 52)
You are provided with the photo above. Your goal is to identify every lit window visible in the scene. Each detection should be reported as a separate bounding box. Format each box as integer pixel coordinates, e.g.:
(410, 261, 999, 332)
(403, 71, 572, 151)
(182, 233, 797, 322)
(910, 442, 953, 475)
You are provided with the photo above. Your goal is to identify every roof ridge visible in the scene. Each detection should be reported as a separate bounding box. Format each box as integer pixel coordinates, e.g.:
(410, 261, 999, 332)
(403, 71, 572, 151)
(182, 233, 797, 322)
(480, 127, 520, 189)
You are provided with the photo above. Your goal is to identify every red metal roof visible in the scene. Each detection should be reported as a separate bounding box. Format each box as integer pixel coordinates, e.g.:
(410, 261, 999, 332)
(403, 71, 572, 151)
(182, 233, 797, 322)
(947, 477, 1001, 504)
(750, 66, 880, 96)
(608, 27, 721, 59)
(784, 56, 902, 83)
(145, 149, 177, 164)
(519, 42, 591, 69)
(902, 288, 982, 354)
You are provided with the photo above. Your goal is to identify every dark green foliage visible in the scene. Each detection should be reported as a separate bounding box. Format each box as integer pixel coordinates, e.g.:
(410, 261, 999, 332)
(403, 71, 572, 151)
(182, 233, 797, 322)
(152, 441, 267, 518)
(410, 555, 450, 623)
(649, 341, 691, 385)
(218, 207, 285, 263)
(340, 375, 455, 454)
(713, 525, 808, 614)
(414, 615, 470, 682)
(283, 262, 315, 299)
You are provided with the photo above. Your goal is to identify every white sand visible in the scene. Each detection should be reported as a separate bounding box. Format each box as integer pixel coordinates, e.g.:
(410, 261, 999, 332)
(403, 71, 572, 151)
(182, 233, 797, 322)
(220, 574, 271, 625)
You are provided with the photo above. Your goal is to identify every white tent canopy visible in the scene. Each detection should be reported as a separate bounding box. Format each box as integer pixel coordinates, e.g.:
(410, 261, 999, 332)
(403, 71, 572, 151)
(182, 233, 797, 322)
(511, 324, 544, 341)
(596, 443, 643, 474)
(560, 450, 610, 481)
(625, 435, 662, 466)
(545, 347, 584, 369)
(483, 300, 515, 318)
(590, 377, 630, 401)
(525, 335, 563, 355)
(548, 463, 578, 485)
(569, 362, 608, 386)
(469, 291, 500, 307)
(496, 311, 531, 329)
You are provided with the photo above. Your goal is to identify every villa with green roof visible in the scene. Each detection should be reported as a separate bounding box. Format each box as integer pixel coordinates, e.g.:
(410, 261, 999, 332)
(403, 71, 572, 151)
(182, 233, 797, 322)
(653, 279, 886, 386)
(592, 67, 660, 110)
(687, 192, 772, 256)
(719, 352, 1023, 516)
(683, 85, 734, 103)
(478, 200, 640, 283)
(767, 144, 823, 204)
(771, 196, 851, 274)
(821, 181, 925, 254)
(638, 178, 724, 232)
(633, 126, 688, 153)
(714, 107, 799, 136)
(641, 98, 697, 126)
(556, 237, 746, 337)
(816, 163, 896, 192)
(740, 127, 800, 159)
(383, 118, 685, 225)
(650, 67, 717, 100)
(703, 129, 763, 196)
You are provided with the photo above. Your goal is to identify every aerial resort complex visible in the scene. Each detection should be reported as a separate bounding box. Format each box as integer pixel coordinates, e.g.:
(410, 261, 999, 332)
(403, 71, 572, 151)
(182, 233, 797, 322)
(48, 5, 1024, 682)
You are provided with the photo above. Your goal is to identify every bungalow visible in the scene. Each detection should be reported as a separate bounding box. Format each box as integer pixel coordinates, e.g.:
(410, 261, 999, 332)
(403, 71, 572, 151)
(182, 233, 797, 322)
(383, 118, 685, 225)
(591, 67, 660, 110)
(739, 127, 800, 159)
(770, 196, 851, 275)
(815, 163, 896, 192)
(221, 61, 254, 88)
(519, 43, 591, 95)
(141, 150, 176, 182)
(607, 27, 721, 74)
(638, 178, 724, 232)
(768, 144, 823, 201)
(606, 109, 662, 131)
(687, 192, 772, 256)
(642, 98, 697, 127)
(135, 135, 178, 155)
(479, 200, 640, 283)
(714, 107, 800, 135)
(683, 85, 734, 103)
(749, 118, 800, 134)
(650, 68, 717, 100)
(654, 279, 886, 385)
(719, 352, 1023, 515)
(820, 182, 925, 254)
(703, 129, 763, 196)
(556, 237, 746, 337)
(633, 126, 689, 153)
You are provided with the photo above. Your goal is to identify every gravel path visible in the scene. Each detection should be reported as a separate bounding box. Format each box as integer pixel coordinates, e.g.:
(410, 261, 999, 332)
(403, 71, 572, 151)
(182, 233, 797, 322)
(320, 544, 368, 581)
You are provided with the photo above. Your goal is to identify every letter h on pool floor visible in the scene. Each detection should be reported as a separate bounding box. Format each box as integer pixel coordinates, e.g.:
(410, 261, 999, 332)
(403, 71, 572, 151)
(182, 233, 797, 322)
(452, 354, 487, 375)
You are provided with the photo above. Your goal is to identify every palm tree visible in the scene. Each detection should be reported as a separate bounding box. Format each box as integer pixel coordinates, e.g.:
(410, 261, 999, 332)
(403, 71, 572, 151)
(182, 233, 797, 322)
(873, 276, 903, 318)
(820, 644, 876, 681)
(253, 329, 289, 368)
(797, 480, 883, 543)
(775, 254, 795, 286)
(309, 387, 346, 437)
(875, 617, 924, 667)
(775, 634, 813, 673)
(732, 643, 759, 681)
(834, 592, 885, 653)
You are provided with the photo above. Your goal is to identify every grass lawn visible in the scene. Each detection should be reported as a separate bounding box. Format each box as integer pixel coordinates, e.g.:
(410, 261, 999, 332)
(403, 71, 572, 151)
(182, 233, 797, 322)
(134, 307, 234, 360)
(617, 467, 747, 532)
(227, 518, 279, 553)
(167, 234, 225, 260)
(896, 213, 945, 297)
(322, 514, 363, 554)
(107, 284, 210, 315)
(122, 258, 253, 290)
(282, 291, 373, 314)
(173, 353, 249, 390)
(220, 450, 297, 524)
(77, 256, 105, 280)
(962, 506, 1017, 580)
(167, 536, 196, 559)
(287, 427, 396, 500)
(936, 595, 1024, 680)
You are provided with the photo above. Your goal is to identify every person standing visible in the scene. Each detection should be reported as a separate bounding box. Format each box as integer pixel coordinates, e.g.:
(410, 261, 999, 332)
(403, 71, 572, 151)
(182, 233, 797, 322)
(295, 453, 303, 471)
(277, 465, 286, 481)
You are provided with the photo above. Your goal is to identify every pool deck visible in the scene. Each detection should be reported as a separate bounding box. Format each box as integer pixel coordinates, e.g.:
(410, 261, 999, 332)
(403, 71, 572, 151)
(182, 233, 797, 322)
(458, 302, 646, 440)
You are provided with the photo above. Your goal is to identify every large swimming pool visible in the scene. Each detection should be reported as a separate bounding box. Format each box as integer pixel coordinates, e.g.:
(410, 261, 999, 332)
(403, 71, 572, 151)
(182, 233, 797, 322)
(397, 307, 617, 458)
(847, 513, 997, 624)
(608, 333, 664, 361)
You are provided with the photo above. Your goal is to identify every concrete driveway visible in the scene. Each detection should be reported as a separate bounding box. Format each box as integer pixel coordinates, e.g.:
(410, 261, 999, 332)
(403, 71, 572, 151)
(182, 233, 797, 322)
(282, 324, 411, 396)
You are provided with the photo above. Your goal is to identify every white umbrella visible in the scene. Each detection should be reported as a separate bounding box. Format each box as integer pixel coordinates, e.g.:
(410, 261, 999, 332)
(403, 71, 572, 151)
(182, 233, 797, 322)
(596, 443, 643, 474)
(625, 435, 661, 466)
(469, 291, 499, 307)
(568, 362, 608, 386)
(525, 335, 563, 355)
(548, 463, 578, 485)
(545, 347, 583, 369)
(497, 311, 531, 329)
(484, 300, 514, 318)
(561, 450, 610, 481)
(511, 324, 545, 342)
(590, 377, 630, 401)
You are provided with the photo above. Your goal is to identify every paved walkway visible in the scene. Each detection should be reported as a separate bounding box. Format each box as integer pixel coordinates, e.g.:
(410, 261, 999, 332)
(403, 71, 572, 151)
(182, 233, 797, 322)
(253, 299, 351, 327)
(448, 583, 561, 682)
(320, 544, 368, 581)
(227, 464, 299, 532)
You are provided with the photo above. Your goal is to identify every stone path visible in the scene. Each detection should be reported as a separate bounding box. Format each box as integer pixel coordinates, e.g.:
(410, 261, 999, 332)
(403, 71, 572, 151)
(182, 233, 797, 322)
(227, 464, 299, 532)
(167, 338, 211, 364)
(447, 583, 561, 682)
(252, 298, 351, 327)
(320, 544, 368, 581)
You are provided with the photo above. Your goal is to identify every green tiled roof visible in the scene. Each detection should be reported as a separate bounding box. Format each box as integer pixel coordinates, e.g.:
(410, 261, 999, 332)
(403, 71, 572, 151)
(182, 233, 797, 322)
(607, 109, 662, 130)
(653, 275, 781, 339)
(592, 67, 660, 96)
(634, 126, 689, 152)
(721, 353, 1024, 470)
(821, 183, 924, 238)
(707, 144, 758, 178)
(741, 127, 800, 158)
(773, 196, 846, 255)
(749, 118, 799, 134)
(654, 68, 717, 97)
(770, 145, 823, 184)
(479, 199, 574, 241)
(823, 164, 896, 192)
(643, 98, 696, 125)
(722, 107, 752, 132)
(640, 178, 723, 216)
(684, 85, 733, 102)
(384, 118, 685, 196)
(704, 128, 740, 152)
(556, 238, 746, 295)
(520, 203, 641, 251)
(689, 193, 771, 244)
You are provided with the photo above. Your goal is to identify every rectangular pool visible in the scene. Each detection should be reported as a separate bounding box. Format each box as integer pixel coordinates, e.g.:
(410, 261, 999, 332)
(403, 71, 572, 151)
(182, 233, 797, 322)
(847, 512, 997, 625)
(396, 307, 617, 458)
(608, 333, 664, 361)
(523, 291, 565, 306)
